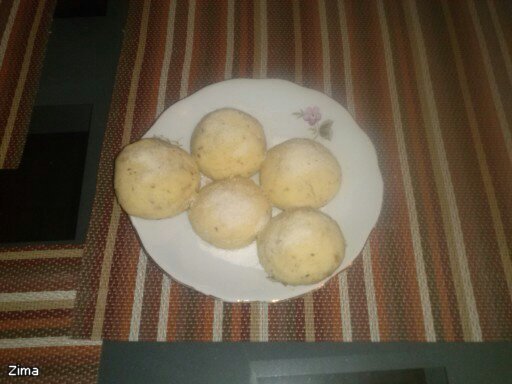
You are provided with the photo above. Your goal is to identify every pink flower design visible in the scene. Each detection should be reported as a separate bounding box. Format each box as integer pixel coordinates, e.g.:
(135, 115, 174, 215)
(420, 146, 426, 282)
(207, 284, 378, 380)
(302, 106, 321, 126)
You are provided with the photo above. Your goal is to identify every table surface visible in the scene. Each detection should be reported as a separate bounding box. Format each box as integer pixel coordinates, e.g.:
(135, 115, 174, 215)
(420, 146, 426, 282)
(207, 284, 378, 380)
(1, 0, 511, 382)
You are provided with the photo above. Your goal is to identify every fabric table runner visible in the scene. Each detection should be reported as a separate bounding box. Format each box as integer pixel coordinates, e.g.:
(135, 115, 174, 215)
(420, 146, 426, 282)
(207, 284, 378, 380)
(0, 0, 55, 169)
(72, 0, 512, 343)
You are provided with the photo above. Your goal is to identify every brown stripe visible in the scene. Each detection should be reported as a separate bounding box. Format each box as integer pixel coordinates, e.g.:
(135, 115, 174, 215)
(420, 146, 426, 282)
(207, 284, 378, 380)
(252, 0, 266, 78)
(188, 1, 228, 94)
(0, 0, 47, 167)
(443, 0, 512, 312)
(298, 0, 323, 92)
(72, 0, 145, 338)
(3, 0, 54, 168)
(268, 298, 305, 341)
(345, 0, 426, 341)
(0, 299, 74, 312)
(166, 284, 214, 341)
(492, 0, 512, 68)
(346, 259, 370, 340)
(138, 258, 163, 340)
(0, 308, 71, 338)
(0, 248, 82, 260)
(222, 303, 251, 341)
(486, 0, 512, 86)
(232, 0, 254, 77)
(383, 0, 463, 341)
(0, 0, 16, 39)
(445, 1, 512, 251)
(0, 258, 79, 293)
(102, 215, 140, 339)
(404, 0, 483, 341)
(324, 0, 346, 106)
(266, 0, 294, 82)
(130, 0, 169, 140)
(418, 0, 512, 340)
(0, 346, 101, 383)
(312, 279, 343, 341)
(0, 0, 31, 143)
(470, 0, 512, 159)
(91, 0, 152, 340)
(162, 0, 190, 106)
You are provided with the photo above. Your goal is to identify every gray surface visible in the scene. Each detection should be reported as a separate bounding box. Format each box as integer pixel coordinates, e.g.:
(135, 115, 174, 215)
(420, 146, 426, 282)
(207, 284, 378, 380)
(98, 342, 512, 384)
(32, 0, 128, 245)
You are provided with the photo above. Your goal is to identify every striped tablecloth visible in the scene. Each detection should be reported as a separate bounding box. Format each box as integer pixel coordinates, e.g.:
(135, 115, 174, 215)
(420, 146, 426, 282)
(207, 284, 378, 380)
(1, 0, 511, 381)
(0, 0, 55, 169)
(71, 0, 512, 343)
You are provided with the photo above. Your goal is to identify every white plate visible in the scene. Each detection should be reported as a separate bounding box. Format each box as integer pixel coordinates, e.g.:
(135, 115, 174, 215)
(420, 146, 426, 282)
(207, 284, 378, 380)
(131, 79, 383, 302)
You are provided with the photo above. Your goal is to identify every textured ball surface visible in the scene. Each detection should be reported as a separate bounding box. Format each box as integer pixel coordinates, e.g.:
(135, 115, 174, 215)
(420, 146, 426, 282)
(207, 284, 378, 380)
(114, 138, 200, 219)
(260, 138, 341, 209)
(257, 208, 345, 285)
(191, 108, 266, 180)
(189, 178, 272, 249)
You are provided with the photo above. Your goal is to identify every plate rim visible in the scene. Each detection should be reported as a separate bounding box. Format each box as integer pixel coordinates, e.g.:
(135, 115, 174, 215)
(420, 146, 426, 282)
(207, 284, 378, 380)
(131, 78, 383, 303)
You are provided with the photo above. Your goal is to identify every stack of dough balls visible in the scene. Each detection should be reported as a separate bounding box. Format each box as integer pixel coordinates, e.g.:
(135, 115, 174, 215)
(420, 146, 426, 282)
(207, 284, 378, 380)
(114, 106, 346, 287)
(114, 138, 200, 219)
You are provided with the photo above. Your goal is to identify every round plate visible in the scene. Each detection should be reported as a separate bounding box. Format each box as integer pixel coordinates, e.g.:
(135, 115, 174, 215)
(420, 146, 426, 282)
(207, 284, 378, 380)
(131, 79, 383, 302)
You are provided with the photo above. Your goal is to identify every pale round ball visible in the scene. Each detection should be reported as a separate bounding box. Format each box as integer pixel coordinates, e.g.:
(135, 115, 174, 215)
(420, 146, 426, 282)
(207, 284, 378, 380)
(114, 138, 200, 219)
(189, 178, 272, 249)
(257, 208, 345, 285)
(191, 108, 267, 180)
(260, 138, 341, 209)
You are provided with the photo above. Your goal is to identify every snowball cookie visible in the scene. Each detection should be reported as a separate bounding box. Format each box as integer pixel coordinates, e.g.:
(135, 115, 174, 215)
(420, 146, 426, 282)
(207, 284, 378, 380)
(191, 108, 267, 180)
(260, 138, 341, 209)
(257, 208, 345, 285)
(189, 178, 272, 249)
(114, 138, 200, 219)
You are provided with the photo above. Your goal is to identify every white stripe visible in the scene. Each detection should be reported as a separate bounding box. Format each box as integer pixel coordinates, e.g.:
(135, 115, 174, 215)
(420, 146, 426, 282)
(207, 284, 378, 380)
(260, 302, 268, 341)
(212, 300, 224, 341)
(338, 0, 378, 341)
(91, 0, 152, 340)
(0, 0, 20, 69)
(0, 290, 75, 303)
(318, 0, 332, 97)
(377, 0, 436, 342)
(292, 0, 303, 85)
(224, 0, 235, 80)
(363, 244, 380, 341)
(156, 0, 177, 115)
(259, 0, 267, 78)
(486, 0, 512, 86)
(157, 275, 171, 341)
(303, 293, 315, 342)
(0, 337, 102, 350)
(406, 0, 482, 341)
(338, 273, 352, 341)
(337, 0, 355, 117)
(468, 0, 512, 165)
(129, 250, 147, 341)
(179, 0, 196, 100)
